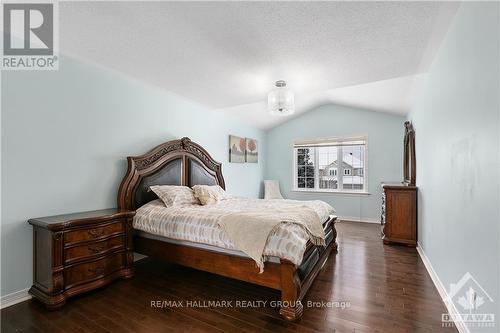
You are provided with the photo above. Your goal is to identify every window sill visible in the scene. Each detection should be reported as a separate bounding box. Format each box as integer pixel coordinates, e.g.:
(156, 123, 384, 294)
(291, 189, 371, 196)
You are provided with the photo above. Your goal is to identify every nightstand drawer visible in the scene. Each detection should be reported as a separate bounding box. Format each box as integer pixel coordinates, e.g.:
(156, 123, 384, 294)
(65, 236, 125, 264)
(65, 252, 125, 288)
(64, 221, 124, 244)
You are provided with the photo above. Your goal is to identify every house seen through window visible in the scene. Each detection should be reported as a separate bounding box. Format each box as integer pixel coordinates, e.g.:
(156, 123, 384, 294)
(294, 137, 367, 192)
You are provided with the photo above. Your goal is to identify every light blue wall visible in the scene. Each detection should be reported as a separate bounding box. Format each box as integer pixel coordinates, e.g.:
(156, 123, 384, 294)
(266, 104, 405, 221)
(407, 2, 500, 326)
(1, 56, 266, 297)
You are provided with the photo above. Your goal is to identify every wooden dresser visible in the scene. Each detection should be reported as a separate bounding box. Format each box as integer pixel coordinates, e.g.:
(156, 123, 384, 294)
(381, 183, 417, 247)
(28, 209, 135, 309)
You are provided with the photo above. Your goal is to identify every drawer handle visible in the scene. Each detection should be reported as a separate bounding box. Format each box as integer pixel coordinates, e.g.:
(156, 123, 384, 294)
(88, 245, 103, 254)
(87, 229, 104, 238)
(88, 267, 104, 274)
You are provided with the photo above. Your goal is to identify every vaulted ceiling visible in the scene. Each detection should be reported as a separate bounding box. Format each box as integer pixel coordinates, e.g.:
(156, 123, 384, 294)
(60, 1, 459, 129)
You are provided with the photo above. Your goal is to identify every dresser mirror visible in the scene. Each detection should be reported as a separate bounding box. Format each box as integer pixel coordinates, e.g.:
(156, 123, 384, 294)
(403, 121, 416, 186)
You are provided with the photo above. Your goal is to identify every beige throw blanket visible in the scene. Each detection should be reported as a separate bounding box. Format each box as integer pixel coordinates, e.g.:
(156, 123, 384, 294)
(218, 206, 326, 273)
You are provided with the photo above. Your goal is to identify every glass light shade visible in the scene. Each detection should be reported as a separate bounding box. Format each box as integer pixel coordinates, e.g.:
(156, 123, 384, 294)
(268, 83, 294, 116)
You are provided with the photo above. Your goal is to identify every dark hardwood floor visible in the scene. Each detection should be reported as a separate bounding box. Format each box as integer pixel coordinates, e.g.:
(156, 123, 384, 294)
(1, 221, 457, 332)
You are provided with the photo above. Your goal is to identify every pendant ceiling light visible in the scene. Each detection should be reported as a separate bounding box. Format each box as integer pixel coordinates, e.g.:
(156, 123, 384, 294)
(268, 80, 294, 116)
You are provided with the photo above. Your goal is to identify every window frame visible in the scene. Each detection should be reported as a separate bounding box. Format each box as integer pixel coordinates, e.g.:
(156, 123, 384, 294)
(292, 137, 370, 195)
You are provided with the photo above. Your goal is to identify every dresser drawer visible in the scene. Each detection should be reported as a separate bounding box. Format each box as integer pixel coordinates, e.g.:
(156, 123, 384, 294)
(65, 252, 125, 288)
(65, 236, 125, 264)
(64, 221, 124, 244)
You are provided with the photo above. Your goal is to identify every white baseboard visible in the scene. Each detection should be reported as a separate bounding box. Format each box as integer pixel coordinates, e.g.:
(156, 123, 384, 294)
(416, 243, 470, 333)
(0, 288, 31, 309)
(338, 216, 380, 224)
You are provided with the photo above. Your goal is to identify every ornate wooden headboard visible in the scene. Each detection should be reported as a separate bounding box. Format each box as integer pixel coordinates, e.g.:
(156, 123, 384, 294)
(117, 137, 225, 210)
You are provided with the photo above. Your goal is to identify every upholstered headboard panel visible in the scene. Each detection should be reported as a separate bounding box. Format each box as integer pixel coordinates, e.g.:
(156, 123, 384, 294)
(188, 159, 218, 188)
(133, 158, 183, 208)
(118, 137, 225, 210)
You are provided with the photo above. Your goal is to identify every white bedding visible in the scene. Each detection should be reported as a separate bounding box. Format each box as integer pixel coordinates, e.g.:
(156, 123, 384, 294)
(133, 197, 334, 266)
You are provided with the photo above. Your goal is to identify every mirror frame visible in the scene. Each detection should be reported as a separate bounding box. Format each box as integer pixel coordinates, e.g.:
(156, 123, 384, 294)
(403, 121, 416, 186)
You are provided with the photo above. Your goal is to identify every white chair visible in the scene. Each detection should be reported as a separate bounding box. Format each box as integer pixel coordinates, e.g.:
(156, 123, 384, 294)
(264, 180, 284, 199)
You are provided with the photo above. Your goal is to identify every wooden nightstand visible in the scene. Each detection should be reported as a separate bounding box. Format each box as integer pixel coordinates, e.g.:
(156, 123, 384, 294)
(28, 209, 135, 309)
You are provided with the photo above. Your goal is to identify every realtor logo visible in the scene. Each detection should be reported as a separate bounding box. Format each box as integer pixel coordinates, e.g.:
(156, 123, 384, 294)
(1, 1, 58, 70)
(442, 272, 495, 329)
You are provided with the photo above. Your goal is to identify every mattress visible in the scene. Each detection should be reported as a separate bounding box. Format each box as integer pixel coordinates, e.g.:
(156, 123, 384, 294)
(135, 230, 282, 263)
(133, 197, 334, 266)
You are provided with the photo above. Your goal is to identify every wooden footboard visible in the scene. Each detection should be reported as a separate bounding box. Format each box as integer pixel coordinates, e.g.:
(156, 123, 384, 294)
(133, 215, 337, 321)
(279, 215, 337, 320)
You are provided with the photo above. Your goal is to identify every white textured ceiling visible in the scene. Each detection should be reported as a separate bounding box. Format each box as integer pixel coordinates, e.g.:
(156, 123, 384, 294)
(219, 74, 429, 129)
(60, 1, 459, 129)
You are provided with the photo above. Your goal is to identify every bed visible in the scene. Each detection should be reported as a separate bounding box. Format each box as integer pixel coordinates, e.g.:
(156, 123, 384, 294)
(117, 137, 338, 321)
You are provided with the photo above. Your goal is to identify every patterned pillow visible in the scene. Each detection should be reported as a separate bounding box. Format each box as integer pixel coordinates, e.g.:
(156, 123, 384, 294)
(192, 185, 226, 205)
(150, 185, 198, 207)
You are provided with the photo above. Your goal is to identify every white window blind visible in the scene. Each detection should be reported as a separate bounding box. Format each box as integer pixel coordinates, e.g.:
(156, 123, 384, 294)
(294, 136, 366, 147)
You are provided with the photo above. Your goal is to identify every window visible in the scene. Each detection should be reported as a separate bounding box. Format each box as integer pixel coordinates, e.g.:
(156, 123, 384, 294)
(293, 137, 367, 193)
(318, 146, 338, 189)
(296, 148, 315, 189)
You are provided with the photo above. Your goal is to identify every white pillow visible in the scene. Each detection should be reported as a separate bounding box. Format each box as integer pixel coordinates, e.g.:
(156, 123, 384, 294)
(150, 185, 198, 207)
(192, 185, 226, 205)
